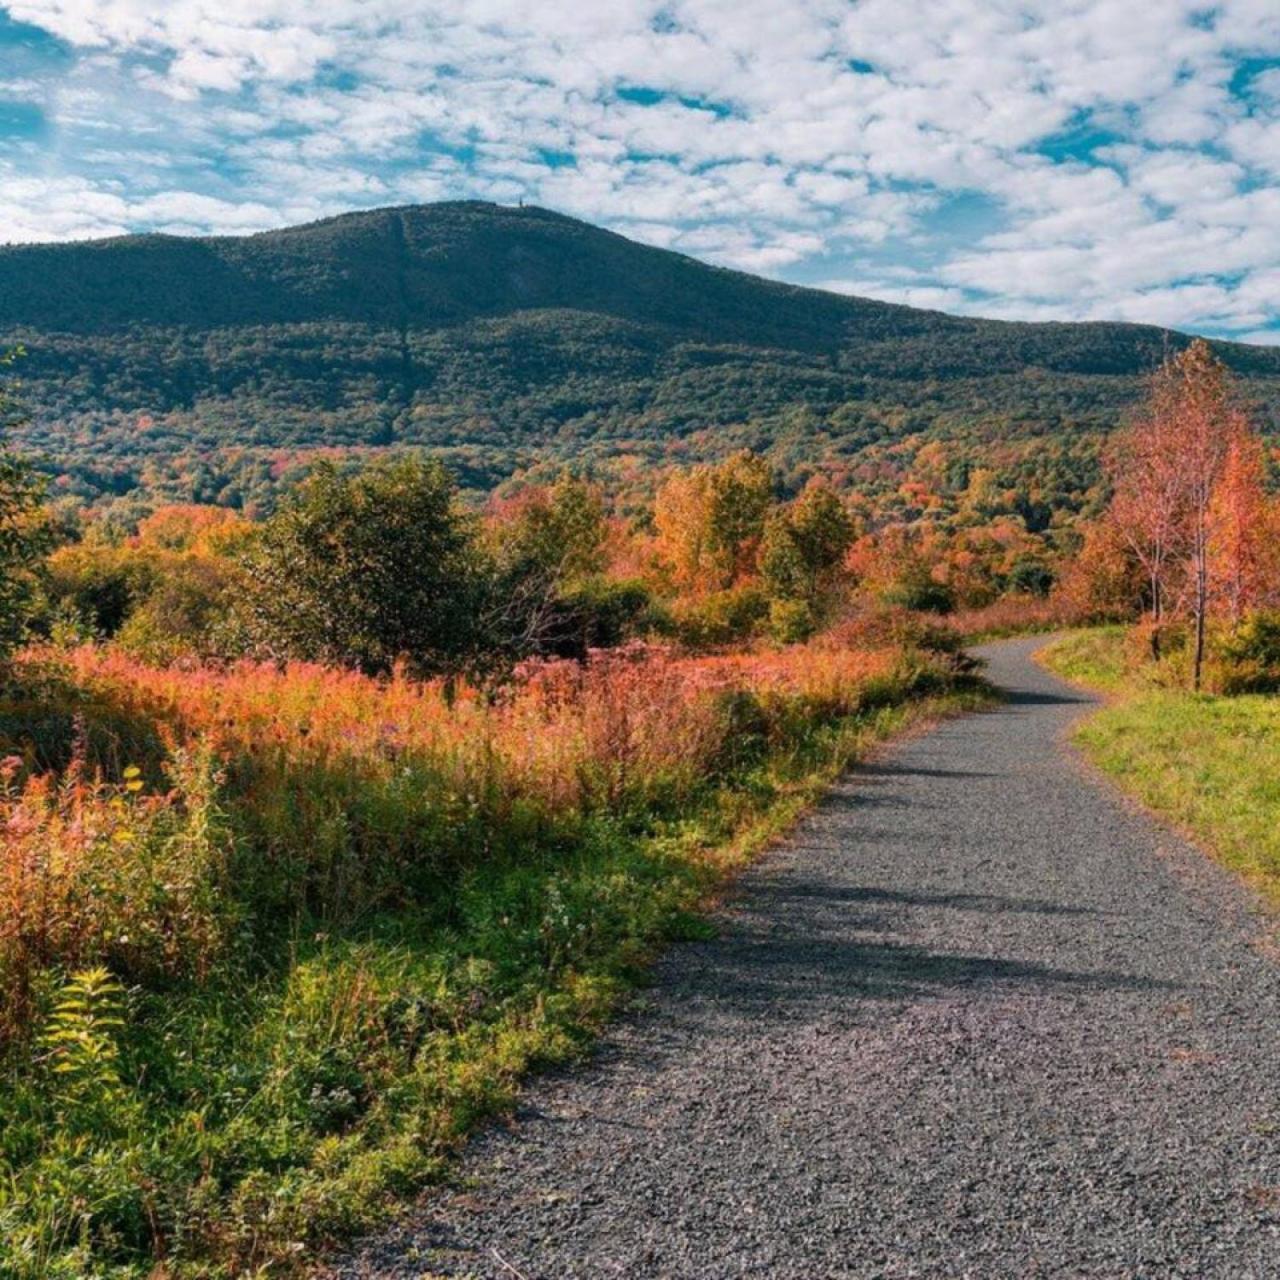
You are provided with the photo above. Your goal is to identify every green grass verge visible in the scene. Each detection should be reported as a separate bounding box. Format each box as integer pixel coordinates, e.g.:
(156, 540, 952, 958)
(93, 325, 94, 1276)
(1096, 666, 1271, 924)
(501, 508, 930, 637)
(1036, 626, 1130, 693)
(1040, 628, 1280, 904)
(1, 679, 990, 1279)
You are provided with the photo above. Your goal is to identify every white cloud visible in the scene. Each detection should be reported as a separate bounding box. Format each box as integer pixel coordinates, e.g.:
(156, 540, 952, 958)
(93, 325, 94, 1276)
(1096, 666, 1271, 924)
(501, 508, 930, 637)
(0, 0, 1276, 339)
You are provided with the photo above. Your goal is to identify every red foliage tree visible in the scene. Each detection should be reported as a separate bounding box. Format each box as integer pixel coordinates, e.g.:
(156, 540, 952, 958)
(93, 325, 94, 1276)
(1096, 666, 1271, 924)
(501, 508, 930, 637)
(1106, 340, 1248, 687)
(1207, 425, 1271, 624)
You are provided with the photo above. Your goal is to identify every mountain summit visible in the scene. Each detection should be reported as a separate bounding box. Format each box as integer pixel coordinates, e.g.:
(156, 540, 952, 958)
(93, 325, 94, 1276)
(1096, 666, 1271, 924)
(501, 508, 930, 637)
(3, 201, 1277, 503)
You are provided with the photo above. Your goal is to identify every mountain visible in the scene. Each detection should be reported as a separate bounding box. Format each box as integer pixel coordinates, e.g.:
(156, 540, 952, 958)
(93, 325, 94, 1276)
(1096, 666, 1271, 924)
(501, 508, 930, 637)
(2, 200, 1278, 510)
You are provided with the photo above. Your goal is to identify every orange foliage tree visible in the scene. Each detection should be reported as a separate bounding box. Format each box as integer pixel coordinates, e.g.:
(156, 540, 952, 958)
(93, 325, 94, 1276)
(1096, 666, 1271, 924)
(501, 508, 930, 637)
(652, 450, 773, 592)
(1106, 339, 1264, 686)
(1207, 425, 1273, 624)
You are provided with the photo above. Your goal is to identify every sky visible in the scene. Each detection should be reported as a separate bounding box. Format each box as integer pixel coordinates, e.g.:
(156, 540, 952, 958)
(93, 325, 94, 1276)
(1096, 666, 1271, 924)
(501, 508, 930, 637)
(0, 1, 1278, 342)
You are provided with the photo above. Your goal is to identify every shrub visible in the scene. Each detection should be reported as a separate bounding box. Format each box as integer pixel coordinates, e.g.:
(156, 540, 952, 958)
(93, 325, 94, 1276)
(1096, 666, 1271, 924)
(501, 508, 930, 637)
(232, 459, 488, 679)
(1210, 610, 1280, 693)
(768, 596, 816, 644)
(670, 584, 769, 647)
(0, 742, 233, 1042)
(536, 577, 657, 658)
(114, 555, 237, 664)
(43, 543, 150, 639)
(1005, 557, 1055, 597)
(883, 568, 954, 614)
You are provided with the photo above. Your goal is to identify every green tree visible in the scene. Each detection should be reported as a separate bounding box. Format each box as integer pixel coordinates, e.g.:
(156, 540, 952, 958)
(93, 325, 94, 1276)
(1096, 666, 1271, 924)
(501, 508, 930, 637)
(487, 475, 656, 658)
(759, 484, 854, 639)
(0, 348, 48, 660)
(1006, 556, 1055, 597)
(233, 458, 486, 678)
(491, 475, 607, 586)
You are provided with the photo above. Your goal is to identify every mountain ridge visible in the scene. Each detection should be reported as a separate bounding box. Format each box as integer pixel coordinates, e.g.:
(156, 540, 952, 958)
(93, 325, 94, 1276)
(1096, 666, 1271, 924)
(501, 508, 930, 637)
(3, 200, 1278, 508)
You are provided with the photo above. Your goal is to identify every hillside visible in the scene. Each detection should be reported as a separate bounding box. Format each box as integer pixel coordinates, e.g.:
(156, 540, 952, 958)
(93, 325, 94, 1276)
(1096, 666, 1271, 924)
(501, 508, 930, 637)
(3, 201, 1279, 509)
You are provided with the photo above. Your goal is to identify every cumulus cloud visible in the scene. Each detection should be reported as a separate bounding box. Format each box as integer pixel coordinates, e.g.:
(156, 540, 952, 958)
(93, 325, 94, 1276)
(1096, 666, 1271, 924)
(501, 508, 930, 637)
(0, 0, 1277, 337)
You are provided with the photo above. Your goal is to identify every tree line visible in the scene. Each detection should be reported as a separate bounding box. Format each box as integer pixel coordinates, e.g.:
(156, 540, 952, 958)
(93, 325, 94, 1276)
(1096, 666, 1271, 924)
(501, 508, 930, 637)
(1087, 339, 1280, 690)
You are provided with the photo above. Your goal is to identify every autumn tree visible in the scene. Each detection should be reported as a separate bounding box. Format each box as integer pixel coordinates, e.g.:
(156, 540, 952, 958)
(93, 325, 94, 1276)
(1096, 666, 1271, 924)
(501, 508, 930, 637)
(132, 503, 251, 556)
(1107, 340, 1250, 686)
(1177, 343, 1245, 687)
(1055, 518, 1143, 620)
(1207, 424, 1272, 624)
(653, 451, 773, 591)
(1106, 400, 1185, 656)
(759, 483, 855, 639)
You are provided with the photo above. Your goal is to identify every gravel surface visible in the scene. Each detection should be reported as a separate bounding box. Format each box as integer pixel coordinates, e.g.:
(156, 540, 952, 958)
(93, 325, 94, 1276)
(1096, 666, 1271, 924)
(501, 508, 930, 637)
(329, 636, 1280, 1279)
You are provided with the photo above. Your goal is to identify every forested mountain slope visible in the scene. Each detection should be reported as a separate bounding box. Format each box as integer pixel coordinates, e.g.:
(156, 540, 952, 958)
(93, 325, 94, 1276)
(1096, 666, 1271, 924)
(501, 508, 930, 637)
(3, 201, 1278, 509)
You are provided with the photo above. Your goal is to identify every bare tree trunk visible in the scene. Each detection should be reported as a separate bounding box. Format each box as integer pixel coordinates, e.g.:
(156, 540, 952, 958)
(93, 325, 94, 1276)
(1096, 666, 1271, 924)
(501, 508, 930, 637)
(1150, 573, 1162, 661)
(1193, 531, 1207, 692)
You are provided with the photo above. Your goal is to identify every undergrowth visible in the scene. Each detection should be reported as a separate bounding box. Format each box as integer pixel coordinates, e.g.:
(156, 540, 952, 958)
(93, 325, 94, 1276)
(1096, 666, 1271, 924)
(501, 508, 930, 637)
(0, 635, 986, 1278)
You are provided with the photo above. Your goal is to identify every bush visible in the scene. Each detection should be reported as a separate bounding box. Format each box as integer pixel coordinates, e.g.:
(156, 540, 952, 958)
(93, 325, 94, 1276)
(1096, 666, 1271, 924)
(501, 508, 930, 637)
(537, 578, 657, 658)
(0, 743, 233, 1043)
(43, 543, 150, 639)
(882, 569, 954, 615)
(1210, 611, 1280, 693)
(670, 584, 769, 648)
(1124, 619, 1189, 682)
(232, 459, 488, 679)
(114, 556, 237, 665)
(1005, 557, 1055, 597)
(768, 597, 816, 644)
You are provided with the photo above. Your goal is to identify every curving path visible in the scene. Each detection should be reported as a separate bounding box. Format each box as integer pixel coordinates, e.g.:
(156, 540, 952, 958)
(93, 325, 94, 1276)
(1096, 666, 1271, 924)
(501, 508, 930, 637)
(333, 637, 1280, 1279)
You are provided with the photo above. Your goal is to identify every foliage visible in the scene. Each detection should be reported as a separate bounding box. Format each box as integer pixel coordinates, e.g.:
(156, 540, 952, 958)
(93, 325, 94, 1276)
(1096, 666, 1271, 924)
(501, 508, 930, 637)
(669, 583, 770, 647)
(42, 505, 252, 656)
(653, 450, 774, 592)
(114, 554, 237, 664)
(0, 631, 982, 1278)
(0, 348, 48, 663)
(1103, 340, 1264, 684)
(1005, 556, 1054, 597)
(39, 968, 129, 1123)
(1208, 611, 1280, 693)
(232, 458, 487, 678)
(483, 475, 617, 659)
(0, 742, 233, 1040)
(759, 483, 856, 640)
(541, 576, 657, 656)
(882, 565, 955, 614)
(1207, 428, 1277, 624)
(4, 203, 1279, 517)
(488, 474, 607, 584)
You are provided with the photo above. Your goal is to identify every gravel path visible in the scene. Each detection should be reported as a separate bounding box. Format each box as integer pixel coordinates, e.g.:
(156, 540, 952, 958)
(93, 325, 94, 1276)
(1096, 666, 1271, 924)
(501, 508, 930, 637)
(331, 636, 1280, 1278)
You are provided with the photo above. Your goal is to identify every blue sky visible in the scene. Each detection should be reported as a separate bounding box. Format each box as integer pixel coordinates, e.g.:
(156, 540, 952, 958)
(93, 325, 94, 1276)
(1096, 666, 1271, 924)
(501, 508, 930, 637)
(1, 1, 1278, 342)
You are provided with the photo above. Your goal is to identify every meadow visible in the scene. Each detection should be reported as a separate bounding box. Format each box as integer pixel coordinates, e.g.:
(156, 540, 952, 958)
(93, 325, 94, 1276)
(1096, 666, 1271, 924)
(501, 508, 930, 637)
(1040, 628, 1280, 905)
(0, 627, 983, 1278)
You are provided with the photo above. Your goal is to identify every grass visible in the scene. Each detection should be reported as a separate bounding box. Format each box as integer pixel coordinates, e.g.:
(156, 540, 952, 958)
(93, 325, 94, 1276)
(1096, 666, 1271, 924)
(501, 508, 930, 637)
(1039, 627, 1280, 905)
(1035, 625, 1130, 693)
(0, 636, 988, 1278)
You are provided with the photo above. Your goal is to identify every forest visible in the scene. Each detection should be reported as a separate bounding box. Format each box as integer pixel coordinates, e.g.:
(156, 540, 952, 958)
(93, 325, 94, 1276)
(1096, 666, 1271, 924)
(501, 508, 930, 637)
(4, 201, 1280, 520)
